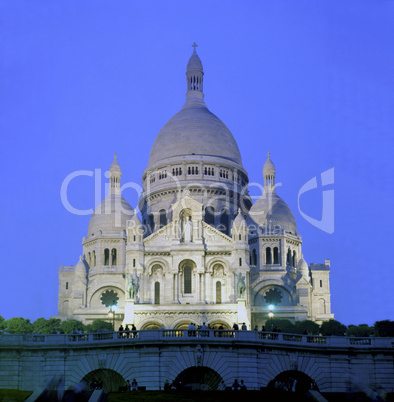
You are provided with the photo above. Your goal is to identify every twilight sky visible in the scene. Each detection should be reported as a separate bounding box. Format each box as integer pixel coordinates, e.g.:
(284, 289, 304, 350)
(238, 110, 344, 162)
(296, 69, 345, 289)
(0, 1, 393, 326)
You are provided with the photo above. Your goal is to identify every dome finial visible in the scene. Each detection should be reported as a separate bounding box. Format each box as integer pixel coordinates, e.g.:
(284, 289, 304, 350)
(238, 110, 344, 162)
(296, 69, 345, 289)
(192, 42, 198, 53)
(114, 152, 117, 160)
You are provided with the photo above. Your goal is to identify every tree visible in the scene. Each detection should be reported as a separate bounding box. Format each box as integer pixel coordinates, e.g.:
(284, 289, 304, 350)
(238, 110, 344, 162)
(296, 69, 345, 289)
(85, 319, 113, 333)
(4, 317, 33, 334)
(59, 319, 85, 334)
(0, 315, 6, 333)
(268, 319, 294, 333)
(32, 318, 61, 334)
(293, 320, 320, 335)
(320, 319, 347, 336)
(346, 324, 373, 337)
(374, 320, 394, 337)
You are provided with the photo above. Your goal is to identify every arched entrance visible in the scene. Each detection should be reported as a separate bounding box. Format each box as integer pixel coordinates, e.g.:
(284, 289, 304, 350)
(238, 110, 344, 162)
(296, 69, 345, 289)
(174, 366, 222, 390)
(82, 369, 127, 393)
(267, 370, 319, 393)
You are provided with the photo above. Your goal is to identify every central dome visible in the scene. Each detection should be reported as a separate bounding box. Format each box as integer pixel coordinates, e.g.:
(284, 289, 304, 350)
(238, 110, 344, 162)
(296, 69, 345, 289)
(147, 97, 243, 170)
(147, 47, 243, 171)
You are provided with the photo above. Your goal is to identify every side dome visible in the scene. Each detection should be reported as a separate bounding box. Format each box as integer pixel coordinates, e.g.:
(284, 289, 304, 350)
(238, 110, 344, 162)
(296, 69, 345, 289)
(87, 154, 134, 236)
(248, 152, 297, 235)
(88, 194, 134, 236)
(146, 46, 243, 171)
(248, 192, 297, 235)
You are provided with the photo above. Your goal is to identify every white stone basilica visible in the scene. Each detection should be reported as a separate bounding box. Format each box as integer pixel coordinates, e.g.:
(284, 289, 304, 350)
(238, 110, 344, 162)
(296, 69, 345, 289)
(58, 47, 333, 330)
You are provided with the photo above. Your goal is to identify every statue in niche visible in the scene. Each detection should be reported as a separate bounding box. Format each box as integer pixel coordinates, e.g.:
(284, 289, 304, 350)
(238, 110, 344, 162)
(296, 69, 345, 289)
(237, 273, 246, 299)
(183, 216, 193, 242)
(127, 274, 137, 300)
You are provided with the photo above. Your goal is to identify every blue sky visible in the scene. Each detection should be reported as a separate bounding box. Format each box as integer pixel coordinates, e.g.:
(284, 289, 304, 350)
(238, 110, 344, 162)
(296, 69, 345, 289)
(0, 1, 393, 326)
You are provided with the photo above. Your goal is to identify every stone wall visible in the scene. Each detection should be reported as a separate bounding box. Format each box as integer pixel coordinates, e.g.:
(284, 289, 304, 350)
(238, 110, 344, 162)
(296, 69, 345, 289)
(0, 331, 393, 394)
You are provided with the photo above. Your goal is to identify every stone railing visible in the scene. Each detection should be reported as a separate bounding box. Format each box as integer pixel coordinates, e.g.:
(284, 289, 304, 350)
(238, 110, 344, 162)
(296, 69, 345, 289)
(0, 331, 392, 349)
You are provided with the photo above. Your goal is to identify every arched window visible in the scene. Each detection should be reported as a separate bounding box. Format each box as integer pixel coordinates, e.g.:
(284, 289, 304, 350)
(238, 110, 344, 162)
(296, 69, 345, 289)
(292, 251, 297, 267)
(104, 249, 110, 265)
(216, 281, 222, 304)
(219, 209, 229, 235)
(88, 252, 91, 266)
(92, 251, 96, 266)
(287, 249, 292, 266)
(149, 214, 155, 233)
(159, 209, 167, 228)
(204, 206, 215, 226)
(273, 247, 279, 264)
(266, 247, 272, 265)
(184, 266, 192, 294)
(154, 282, 160, 305)
(252, 249, 257, 266)
(111, 248, 117, 266)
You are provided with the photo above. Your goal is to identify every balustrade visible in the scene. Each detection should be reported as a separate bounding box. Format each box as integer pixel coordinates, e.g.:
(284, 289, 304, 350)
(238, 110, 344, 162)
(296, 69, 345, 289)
(1, 331, 391, 350)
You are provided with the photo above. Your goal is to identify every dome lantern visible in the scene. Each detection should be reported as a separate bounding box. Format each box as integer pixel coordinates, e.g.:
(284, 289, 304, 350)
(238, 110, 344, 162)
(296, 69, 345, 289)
(263, 151, 276, 192)
(186, 43, 204, 99)
(109, 153, 121, 195)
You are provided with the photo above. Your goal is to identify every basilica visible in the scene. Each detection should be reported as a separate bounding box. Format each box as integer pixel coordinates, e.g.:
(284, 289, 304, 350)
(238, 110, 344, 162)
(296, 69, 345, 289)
(57, 47, 333, 330)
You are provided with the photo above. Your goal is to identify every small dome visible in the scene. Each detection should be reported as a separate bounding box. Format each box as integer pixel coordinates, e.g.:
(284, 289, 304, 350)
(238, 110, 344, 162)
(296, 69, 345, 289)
(187, 50, 203, 72)
(263, 152, 276, 174)
(128, 212, 143, 231)
(75, 256, 88, 276)
(248, 191, 297, 235)
(110, 153, 121, 173)
(297, 257, 308, 271)
(233, 209, 247, 229)
(88, 193, 134, 236)
(131, 212, 142, 225)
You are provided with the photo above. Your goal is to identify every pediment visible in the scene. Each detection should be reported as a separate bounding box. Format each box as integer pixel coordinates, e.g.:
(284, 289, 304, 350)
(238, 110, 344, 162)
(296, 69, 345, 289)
(171, 195, 203, 219)
(144, 222, 174, 247)
(202, 222, 233, 246)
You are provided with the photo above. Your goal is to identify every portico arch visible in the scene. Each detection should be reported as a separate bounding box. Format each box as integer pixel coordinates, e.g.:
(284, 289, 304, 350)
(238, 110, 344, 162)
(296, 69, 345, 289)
(140, 320, 165, 330)
(82, 368, 127, 393)
(267, 370, 319, 393)
(174, 366, 222, 390)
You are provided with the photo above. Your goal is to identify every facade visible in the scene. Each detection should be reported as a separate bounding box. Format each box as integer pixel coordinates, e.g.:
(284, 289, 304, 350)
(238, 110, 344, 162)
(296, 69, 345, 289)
(57, 47, 333, 330)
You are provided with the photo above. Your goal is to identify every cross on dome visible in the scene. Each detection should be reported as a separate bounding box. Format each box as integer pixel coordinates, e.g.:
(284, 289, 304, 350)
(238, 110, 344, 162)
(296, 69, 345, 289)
(192, 42, 198, 52)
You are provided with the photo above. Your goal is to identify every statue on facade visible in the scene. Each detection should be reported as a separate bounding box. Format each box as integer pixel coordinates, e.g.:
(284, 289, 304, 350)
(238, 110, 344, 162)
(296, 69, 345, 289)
(127, 274, 137, 300)
(237, 273, 246, 299)
(183, 216, 192, 242)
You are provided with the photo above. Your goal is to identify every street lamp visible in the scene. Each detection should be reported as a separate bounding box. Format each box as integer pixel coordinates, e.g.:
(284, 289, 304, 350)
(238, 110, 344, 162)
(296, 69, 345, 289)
(268, 305, 275, 331)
